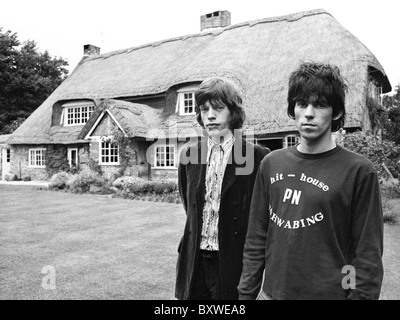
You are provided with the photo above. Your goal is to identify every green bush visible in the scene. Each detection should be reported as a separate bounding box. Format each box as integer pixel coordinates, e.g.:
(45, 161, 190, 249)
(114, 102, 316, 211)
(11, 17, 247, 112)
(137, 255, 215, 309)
(45, 146, 70, 177)
(382, 198, 397, 224)
(121, 180, 177, 195)
(66, 168, 106, 193)
(49, 171, 71, 189)
(118, 179, 180, 202)
(153, 181, 177, 194)
(343, 132, 400, 180)
(12, 174, 22, 181)
(112, 176, 145, 189)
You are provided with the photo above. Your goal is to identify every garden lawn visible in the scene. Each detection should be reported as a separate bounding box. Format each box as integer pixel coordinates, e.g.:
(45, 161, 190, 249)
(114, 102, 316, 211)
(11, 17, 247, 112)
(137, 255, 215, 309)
(0, 184, 399, 300)
(0, 185, 185, 299)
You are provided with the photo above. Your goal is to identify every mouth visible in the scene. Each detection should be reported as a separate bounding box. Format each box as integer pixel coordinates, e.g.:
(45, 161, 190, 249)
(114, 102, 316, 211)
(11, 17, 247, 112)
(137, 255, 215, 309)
(302, 123, 317, 128)
(206, 124, 219, 129)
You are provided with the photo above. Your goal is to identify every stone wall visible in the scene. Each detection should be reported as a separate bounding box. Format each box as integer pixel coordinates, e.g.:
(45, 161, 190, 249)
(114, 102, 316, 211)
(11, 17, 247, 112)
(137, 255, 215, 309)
(88, 138, 143, 181)
(10, 145, 49, 180)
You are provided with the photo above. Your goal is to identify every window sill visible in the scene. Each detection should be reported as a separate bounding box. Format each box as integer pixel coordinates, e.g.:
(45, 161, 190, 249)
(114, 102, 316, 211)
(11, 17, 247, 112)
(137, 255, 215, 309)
(178, 113, 196, 116)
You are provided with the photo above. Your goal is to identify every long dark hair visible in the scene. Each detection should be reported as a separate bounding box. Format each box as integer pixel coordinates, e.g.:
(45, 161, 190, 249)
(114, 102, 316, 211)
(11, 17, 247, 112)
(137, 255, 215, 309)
(287, 62, 348, 132)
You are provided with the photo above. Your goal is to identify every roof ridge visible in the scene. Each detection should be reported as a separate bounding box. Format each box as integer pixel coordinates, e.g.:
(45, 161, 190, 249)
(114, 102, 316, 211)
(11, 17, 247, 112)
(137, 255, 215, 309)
(84, 8, 330, 62)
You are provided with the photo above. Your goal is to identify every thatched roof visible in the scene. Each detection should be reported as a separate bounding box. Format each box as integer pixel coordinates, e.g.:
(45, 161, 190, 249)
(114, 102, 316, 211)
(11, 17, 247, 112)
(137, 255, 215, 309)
(79, 99, 164, 139)
(0, 134, 11, 144)
(8, 8, 391, 144)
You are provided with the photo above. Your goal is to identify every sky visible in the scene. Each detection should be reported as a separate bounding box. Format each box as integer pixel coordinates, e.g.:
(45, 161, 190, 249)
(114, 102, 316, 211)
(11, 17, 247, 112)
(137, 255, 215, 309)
(1, 0, 399, 93)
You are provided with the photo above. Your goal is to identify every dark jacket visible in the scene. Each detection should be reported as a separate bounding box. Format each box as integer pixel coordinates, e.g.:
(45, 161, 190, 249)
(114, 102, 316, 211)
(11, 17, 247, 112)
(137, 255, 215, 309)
(175, 137, 269, 300)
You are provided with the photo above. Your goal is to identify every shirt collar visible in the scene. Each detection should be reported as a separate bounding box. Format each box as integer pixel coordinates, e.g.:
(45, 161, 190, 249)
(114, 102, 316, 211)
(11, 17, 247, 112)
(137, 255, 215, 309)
(206, 132, 235, 162)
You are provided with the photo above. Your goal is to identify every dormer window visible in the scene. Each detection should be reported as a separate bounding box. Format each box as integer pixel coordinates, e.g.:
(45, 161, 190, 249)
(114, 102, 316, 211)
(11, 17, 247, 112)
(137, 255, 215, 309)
(61, 101, 95, 126)
(176, 85, 198, 116)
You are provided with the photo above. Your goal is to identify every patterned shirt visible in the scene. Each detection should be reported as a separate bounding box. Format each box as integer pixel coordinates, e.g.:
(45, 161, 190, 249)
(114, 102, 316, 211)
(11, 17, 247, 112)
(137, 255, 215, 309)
(200, 133, 235, 251)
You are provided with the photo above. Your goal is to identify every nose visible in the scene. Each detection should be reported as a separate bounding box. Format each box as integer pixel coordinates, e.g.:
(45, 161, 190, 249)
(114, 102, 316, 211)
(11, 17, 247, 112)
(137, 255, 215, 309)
(207, 108, 217, 119)
(304, 104, 315, 119)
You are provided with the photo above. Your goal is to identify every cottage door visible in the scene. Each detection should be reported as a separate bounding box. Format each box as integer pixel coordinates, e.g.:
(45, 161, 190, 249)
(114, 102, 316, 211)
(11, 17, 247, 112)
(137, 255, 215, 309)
(2, 148, 11, 179)
(67, 148, 78, 168)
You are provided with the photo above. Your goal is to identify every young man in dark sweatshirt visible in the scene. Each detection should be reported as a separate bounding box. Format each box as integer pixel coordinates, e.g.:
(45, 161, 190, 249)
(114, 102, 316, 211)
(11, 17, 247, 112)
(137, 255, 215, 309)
(238, 62, 384, 300)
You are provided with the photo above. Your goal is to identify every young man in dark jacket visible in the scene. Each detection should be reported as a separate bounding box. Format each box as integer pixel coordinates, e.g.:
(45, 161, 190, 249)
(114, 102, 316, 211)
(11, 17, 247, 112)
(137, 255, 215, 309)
(238, 62, 384, 300)
(175, 77, 270, 300)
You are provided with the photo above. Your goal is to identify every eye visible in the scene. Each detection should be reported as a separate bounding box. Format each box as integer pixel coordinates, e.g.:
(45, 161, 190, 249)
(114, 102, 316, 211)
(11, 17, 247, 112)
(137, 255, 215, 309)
(216, 105, 226, 111)
(314, 101, 329, 108)
(199, 105, 209, 112)
(296, 101, 307, 108)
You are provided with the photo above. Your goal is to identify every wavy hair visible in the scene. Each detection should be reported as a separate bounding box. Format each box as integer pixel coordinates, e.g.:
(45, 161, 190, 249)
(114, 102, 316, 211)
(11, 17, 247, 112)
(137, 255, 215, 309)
(287, 62, 348, 132)
(195, 77, 246, 130)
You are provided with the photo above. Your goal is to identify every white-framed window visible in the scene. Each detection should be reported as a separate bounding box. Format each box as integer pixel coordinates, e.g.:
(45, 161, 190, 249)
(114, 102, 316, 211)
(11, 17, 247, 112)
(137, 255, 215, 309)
(155, 145, 176, 168)
(284, 135, 299, 148)
(6, 149, 10, 163)
(62, 101, 95, 126)
(176, 85, 198, 115)
(99, 141, 119, 165)
(29, 148, 46, 167)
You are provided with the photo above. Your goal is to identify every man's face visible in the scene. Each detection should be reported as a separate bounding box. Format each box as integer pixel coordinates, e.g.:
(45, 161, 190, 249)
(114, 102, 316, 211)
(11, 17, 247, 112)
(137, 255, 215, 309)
(200, 100, 232, 142)
(294, 95, 341, 146)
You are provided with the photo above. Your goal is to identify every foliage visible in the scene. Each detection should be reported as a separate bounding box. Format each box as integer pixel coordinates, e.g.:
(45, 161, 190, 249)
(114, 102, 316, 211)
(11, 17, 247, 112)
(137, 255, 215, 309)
(1, 117, 26, 133)
(122, 180, 177, 195)
(66, 168, 106, 193)
(87, 158, 103, 176)
(49, 171, 71, 189)
(343, 131, 400, 180)
(12, 174, 22, 181)
(382, 83, 400, 145)
(343, 132, 400, 202)
(45, 146, 70, 177)
(367, 96, 387, 132)
(102, 128, 132, 178)
(117, 179, 180, 203)
(0, 27, 69, 134)
(112, 176, 145, 188)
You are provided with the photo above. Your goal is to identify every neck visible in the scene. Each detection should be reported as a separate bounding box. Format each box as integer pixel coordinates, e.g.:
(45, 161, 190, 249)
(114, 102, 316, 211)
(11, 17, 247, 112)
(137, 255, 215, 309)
(210, 130, 233, 144)
(297, 138, 337, 154)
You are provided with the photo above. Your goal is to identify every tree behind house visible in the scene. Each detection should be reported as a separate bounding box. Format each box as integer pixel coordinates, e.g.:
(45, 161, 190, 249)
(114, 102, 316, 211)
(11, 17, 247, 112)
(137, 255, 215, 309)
(382, 83, 400, 145)
(0, 27, 69, 133)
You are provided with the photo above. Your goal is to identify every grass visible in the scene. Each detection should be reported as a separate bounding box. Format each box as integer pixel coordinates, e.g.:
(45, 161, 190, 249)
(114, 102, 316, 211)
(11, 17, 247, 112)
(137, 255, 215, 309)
(0, 184, 399, 300)
(0, 185, 185, 300)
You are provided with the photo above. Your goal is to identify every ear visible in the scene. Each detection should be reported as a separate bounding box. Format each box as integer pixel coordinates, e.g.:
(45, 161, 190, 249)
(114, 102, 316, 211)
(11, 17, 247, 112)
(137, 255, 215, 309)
(333, 110, 343, 121)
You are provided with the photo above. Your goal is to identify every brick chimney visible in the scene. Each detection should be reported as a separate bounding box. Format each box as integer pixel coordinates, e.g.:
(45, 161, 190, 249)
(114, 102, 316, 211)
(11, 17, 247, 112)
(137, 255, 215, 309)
(200, 10, 231, 32)
(83, 44, 101, 56)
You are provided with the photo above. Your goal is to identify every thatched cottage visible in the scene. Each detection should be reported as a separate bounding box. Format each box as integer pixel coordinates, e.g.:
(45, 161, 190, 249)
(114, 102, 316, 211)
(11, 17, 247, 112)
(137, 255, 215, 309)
(4, 9, 391, 181)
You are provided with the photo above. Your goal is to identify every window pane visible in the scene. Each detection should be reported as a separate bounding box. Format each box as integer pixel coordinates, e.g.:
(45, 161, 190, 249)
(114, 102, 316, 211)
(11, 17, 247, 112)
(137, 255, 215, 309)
(155, 145, 175, 167)
(65, 104, 95, 125)
(100, 141, 119, 163)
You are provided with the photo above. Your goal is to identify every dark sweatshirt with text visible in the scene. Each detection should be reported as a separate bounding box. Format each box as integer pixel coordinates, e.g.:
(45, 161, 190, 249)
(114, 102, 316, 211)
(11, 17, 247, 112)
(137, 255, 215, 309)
(238, 145, 384, 300)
